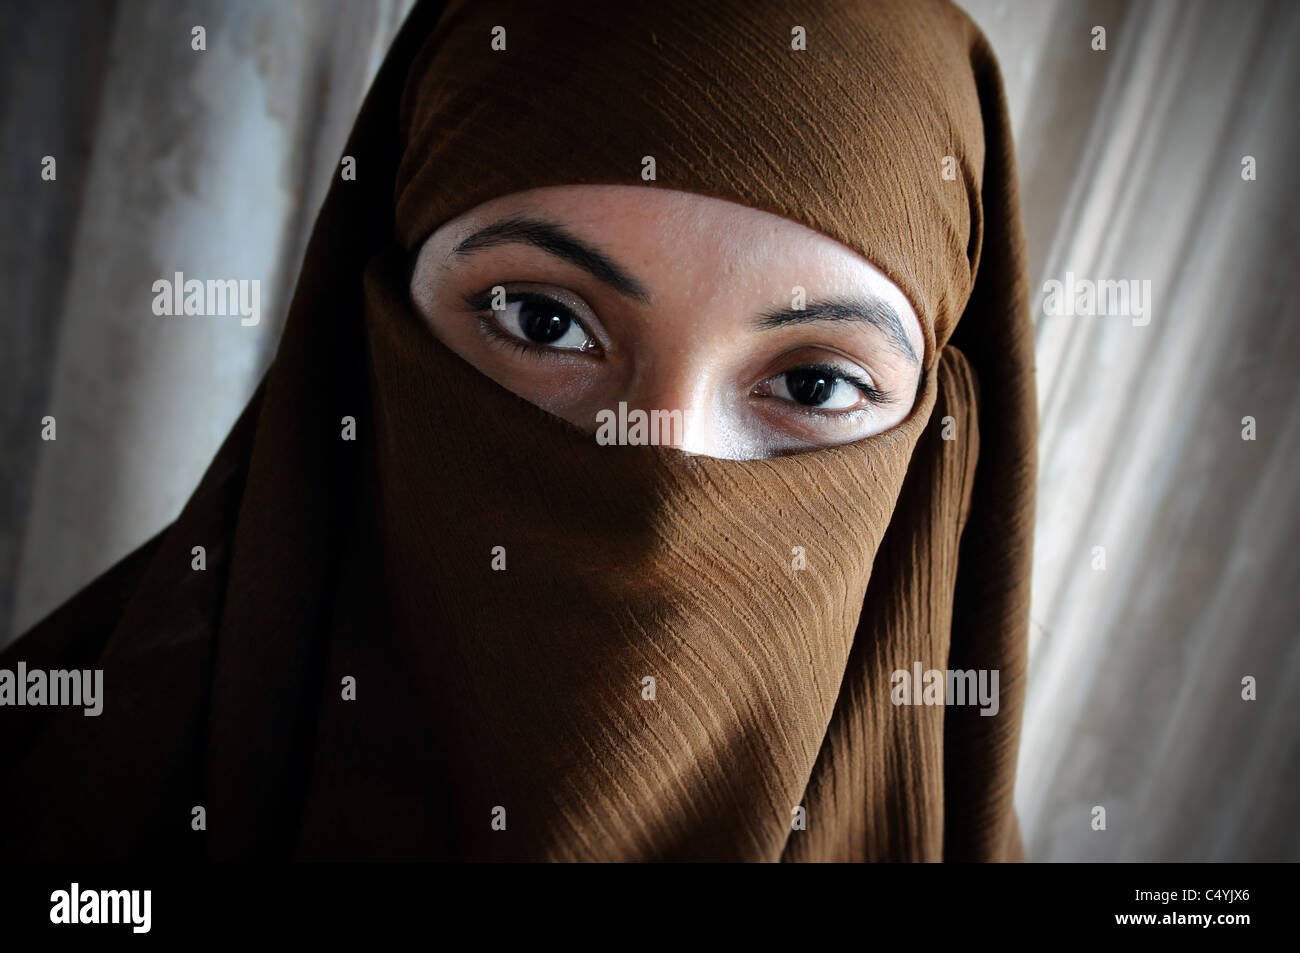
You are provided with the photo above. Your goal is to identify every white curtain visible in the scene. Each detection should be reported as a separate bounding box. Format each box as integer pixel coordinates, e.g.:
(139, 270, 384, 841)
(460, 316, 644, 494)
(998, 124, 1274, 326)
(964, 0, 1299, 861)
(5, 0, 1296, 861)
(8, 0, 415, 641)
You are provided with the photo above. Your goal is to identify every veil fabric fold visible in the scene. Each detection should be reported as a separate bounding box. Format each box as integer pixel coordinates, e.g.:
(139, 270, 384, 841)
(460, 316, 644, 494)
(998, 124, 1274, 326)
(0, 0, 1034, 862)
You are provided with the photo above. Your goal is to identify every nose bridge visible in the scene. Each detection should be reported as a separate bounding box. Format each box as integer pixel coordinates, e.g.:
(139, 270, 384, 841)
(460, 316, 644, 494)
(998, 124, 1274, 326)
(624, 354, 715, 450)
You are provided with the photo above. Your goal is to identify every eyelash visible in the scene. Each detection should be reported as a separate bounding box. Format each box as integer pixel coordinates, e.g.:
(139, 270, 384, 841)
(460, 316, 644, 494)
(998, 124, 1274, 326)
(463, 290, 596, 361)
(777, 363, 893, 416)
(463, 287, 894, 412)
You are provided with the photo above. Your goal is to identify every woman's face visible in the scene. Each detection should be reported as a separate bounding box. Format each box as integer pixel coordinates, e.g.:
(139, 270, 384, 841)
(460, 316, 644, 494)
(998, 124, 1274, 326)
(409, 185, 925, 459)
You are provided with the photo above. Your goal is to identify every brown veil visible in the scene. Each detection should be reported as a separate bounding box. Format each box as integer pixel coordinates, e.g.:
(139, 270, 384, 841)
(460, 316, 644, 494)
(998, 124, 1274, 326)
(0, 0, 1034, 862)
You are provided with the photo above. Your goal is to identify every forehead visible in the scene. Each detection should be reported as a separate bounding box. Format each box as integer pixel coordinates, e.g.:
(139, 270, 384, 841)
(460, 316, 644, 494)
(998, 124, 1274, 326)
(438, 185, 904, 280)
(439, 184, 832, 249)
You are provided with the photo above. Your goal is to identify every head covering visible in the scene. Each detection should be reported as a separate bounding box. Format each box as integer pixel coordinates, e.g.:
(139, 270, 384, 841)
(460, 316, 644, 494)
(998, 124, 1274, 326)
(0, 0, 1034, 861)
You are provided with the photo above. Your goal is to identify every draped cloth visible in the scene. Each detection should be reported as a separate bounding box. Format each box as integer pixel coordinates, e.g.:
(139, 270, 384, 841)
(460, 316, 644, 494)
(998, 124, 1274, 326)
(0, 0, 1035, 861)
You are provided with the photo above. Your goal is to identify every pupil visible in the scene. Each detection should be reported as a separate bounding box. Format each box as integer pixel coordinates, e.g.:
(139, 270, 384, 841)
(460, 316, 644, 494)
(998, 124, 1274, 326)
(520, 301, 571, 343)
(787, 369, 832, 405)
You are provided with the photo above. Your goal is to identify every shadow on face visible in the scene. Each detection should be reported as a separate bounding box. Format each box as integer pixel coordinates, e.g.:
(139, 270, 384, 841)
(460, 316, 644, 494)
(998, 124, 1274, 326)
(409, 185, 925, 460)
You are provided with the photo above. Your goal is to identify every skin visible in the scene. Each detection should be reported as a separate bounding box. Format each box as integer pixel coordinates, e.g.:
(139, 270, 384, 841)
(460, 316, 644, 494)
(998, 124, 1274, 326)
(409, 185, 925, 460)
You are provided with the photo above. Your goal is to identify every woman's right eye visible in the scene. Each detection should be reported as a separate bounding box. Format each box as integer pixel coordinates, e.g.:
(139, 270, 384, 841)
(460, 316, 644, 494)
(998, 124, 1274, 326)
(489, 291, 596, 352)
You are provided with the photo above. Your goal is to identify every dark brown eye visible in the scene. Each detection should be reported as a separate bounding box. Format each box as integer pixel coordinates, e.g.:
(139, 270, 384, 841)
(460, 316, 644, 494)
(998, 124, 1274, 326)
(516, 295, 574, 343)
(766, 364, 870, 411)
(492, 291, 593, 351)
(784, 368, 835, 405)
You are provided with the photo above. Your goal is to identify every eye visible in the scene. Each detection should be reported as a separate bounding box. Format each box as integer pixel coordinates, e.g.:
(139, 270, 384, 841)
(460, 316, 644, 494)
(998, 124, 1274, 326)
(491, 291, 596, 352)
(757, 364, 882, 412)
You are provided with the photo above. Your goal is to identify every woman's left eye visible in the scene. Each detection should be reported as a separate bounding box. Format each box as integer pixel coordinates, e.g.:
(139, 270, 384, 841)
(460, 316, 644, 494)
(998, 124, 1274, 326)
(491, 291, 595, 351)
(759, 364, 879, 412)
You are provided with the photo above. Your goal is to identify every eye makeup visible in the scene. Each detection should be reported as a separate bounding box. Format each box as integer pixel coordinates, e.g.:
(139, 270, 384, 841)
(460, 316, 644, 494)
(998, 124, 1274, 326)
(454, 279, 909, 436)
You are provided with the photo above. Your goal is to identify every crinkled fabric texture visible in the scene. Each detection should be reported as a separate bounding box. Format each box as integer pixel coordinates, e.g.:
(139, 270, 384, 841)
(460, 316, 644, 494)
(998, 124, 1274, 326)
(0, 0, 1034, 861)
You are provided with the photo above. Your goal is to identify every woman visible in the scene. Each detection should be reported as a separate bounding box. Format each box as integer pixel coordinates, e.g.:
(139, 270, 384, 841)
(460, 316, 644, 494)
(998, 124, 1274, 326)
(0, 0, 1035, 861)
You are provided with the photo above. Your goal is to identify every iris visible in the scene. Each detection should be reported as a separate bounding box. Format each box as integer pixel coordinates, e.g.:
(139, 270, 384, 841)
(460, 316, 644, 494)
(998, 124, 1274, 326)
(517, 296, 573, 343)
(785, 368, 834, 406)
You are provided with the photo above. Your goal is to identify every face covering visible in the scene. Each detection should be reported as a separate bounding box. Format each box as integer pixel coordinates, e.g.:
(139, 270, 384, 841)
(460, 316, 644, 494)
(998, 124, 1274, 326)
(0, 0, 1035, 862)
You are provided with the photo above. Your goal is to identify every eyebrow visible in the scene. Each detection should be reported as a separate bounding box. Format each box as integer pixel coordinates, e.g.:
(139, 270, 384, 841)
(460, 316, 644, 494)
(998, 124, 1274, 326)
(756, 297, 919, 365)
(451, 216, 651, 303)
(451, 216, 918, 365)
